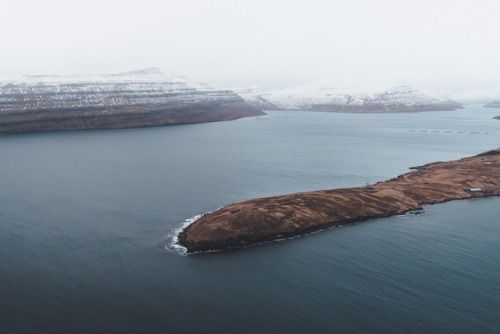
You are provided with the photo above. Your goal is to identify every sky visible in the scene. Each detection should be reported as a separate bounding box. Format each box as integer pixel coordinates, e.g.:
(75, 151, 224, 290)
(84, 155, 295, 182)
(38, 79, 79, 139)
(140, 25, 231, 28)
(1, 0, 499, 98)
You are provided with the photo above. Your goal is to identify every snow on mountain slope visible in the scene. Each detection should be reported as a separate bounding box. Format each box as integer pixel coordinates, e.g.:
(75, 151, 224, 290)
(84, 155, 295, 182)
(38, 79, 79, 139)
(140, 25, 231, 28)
(237, 81, 462, 112)
(0, 69, 263, 134)
(0, 68, 242, 112)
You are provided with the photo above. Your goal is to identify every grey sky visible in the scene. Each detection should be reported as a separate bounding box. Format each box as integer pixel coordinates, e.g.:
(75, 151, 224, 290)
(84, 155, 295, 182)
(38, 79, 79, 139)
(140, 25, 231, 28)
(1, 0, 499, 95)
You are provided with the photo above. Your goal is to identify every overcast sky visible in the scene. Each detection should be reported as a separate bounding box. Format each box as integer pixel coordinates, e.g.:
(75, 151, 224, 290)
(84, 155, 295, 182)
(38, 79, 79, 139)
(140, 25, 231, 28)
(1, 0, 499, 95)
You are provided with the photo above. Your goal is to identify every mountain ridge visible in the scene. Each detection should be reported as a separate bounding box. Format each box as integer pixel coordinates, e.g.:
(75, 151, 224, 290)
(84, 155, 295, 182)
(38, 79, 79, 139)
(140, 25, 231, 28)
(0, 69, 264, 134)
(237, 81, 462, 112)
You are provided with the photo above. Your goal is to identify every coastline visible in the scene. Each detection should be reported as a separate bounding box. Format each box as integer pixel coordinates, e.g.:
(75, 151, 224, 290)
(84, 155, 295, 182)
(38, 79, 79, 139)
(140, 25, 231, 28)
(179, 148, 500, 253)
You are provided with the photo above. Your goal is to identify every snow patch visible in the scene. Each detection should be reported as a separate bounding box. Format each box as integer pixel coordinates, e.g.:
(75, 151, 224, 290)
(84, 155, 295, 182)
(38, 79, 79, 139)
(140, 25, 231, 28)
(234, 80, 455, 111)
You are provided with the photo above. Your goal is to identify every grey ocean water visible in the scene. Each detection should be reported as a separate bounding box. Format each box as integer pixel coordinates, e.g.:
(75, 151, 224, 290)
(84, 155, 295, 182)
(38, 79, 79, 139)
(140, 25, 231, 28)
(0, 107, 499, 333)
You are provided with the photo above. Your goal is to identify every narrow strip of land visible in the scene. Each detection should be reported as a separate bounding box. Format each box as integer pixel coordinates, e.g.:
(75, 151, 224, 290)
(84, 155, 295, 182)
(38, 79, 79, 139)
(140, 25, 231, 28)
(179, 148, 500, 253)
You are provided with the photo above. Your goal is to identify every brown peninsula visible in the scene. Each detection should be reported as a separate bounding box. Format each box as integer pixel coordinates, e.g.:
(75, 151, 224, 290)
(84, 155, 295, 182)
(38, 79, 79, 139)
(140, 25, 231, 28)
(179, 148, 500, 252)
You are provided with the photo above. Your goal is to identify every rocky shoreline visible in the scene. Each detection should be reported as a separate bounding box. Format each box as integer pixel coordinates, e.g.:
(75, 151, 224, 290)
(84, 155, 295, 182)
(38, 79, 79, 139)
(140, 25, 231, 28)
(178, 148, 500, 253)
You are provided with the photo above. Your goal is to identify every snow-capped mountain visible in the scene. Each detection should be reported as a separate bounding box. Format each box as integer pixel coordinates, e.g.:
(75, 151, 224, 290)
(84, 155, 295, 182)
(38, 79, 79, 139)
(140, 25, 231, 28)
(0, 68, 263, 134)
(237, 81, 462, 112)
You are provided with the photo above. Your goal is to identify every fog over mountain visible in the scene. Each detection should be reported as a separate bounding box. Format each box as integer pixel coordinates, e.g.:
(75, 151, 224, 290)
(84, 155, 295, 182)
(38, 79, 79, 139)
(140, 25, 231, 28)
(1, 0, 499, 100)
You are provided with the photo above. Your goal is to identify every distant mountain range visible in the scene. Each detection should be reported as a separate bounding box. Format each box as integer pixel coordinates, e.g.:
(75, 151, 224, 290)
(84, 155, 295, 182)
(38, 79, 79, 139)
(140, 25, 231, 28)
(236, 81, 462, 112)
(0, 71, 474, 134)
(484, 100, 500, 108)
(483, 100, 500, 120)
(0, 68, 263, 134)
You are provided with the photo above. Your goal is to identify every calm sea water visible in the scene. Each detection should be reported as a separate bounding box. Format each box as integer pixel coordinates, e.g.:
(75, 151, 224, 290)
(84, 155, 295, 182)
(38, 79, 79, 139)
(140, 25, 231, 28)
(0, 106, 499, 333)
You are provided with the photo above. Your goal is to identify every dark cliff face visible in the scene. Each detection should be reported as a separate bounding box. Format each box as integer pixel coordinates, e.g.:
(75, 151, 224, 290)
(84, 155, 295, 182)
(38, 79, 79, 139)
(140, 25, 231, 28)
(0, 72, 264, 134)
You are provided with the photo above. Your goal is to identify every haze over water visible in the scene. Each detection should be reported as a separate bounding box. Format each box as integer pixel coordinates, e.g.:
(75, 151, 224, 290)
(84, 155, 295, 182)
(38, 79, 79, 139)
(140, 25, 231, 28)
(0, 106, 499, 333)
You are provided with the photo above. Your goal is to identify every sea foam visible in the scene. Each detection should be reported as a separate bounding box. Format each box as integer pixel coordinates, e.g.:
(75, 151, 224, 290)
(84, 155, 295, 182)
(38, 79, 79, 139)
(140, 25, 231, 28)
(166, 213, 204, 255)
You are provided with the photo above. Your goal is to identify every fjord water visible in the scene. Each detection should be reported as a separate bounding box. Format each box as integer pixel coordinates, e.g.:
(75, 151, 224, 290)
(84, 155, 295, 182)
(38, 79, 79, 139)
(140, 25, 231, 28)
(1, 107, 499, 333)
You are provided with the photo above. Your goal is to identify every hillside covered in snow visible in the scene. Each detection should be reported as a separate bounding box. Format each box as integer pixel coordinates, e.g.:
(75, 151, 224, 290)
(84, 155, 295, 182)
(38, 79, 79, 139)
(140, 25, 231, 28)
(0, 68, 263, 134)
(237, 81, 462, 113)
